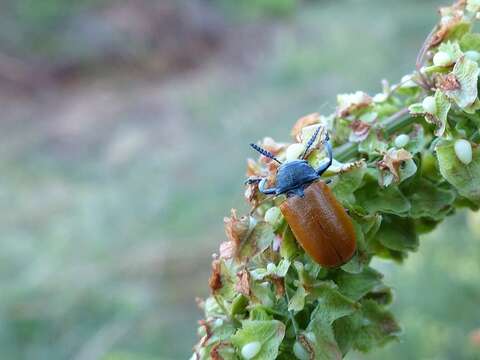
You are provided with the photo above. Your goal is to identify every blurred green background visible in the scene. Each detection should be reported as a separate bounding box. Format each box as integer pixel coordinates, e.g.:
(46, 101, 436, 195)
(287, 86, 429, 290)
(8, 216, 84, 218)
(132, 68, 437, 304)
(1, 0, 479, 359)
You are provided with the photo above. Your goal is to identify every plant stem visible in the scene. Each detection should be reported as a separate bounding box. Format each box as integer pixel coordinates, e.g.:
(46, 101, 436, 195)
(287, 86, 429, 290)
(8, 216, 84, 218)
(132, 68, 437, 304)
(333, 108, 413, 162)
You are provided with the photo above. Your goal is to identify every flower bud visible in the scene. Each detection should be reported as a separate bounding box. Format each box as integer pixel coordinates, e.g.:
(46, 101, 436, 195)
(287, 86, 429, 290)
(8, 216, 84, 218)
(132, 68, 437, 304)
(394, 134, 410, 148)
(454, 139, 473, 165)
(433, 51, 453, 67)
(241, 341, 262, 359)
(422, 96, 436, 114)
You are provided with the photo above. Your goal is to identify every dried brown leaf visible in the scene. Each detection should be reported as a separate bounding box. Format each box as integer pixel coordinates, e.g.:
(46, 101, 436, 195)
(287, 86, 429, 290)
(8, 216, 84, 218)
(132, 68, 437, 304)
(198, 319, 212, 347)
(224, 209, 250, 246)
(291, 113, 321, 142)
(209, 260, 222, 293)
(246, 158, 263, 177)
(349, 120, 371, 142)
(261, 137, 285, 155)
(378, 149, 413, 181)
(271, 277, 285, 298)
(337, 92, 372, 118)
(210, 342, 230, 360)
(436, 73, 460, 91)
(219, 241, 236, 259)
(235, 269, 251, 297)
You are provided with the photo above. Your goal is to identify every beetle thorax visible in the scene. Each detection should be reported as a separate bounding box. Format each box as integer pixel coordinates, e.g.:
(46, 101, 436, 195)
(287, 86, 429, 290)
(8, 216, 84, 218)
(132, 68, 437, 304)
(275, 160, 319, 194)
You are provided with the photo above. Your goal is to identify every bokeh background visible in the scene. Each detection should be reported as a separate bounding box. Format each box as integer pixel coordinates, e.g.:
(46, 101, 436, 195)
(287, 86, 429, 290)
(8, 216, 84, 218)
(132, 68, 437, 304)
(1, 0, 480, 359)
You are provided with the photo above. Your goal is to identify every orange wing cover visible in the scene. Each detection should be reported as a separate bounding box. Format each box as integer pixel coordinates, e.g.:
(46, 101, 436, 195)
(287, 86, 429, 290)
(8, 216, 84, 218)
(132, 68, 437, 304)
(280, 181, 356, 267)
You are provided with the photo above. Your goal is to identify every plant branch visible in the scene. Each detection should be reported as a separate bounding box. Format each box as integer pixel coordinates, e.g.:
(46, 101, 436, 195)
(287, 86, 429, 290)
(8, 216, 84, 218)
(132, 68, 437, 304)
(334, 108, 412, 162)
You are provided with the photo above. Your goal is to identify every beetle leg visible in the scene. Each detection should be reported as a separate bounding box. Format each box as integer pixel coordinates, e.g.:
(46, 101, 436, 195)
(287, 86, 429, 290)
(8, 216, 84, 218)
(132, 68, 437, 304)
(244, 176, 263, 185)
(258, 178, 277, 195)
(315, 134, 333, 176)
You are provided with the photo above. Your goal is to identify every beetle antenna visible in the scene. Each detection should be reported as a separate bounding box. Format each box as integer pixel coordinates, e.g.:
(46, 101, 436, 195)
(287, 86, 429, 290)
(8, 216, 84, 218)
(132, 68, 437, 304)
(250, 143, 282, 164)
(301, 126, 322, 159)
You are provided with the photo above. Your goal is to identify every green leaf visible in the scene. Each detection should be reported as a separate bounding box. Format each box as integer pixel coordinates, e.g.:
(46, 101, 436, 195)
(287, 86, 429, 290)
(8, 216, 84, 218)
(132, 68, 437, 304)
(309, 282, 357, 324)
(302, 324, 342, 360)
(402, 178, 456, 220)
(195, 321, 237, 360)
(250, 281, 275, 307)
(304, 286, 355, 360)
(332, 316, 357, 356)
(334, 267, 383, 301)
(288, 284, 307, 312)
(331, 162, 367, 205)
(275, 259, 291, 277)
(341, 217, 371, 274)
(212, 344, 237, 360)
(399, 158, 418, 181)
(250, 268, 269, 281)
(334, 300, 401, 353)
(355, 181, 410, 216)
(358, 132, 388, 156)
(354, 300, 401, 351)
(359, 214, 383, 242)
(238, 222, 275, 261)
(280, 226, 300, 260)
(231, 294, 249, 316)
(425, 90, 451, 137)
(444, 22, 471, 42)
(302, 282, 357, 358)
(375, 215, 418, 252)
(340, 253, 365, 274)
(250, 259, 291, 280)
(204, 297, 224, 318)
(444, 56, 479, 109)
(232, 320, 285, 360)
(217, 260, 238, 300)
(408, 102, 424, 114)
(404, 124, 426, 155)
(207, 321, 237, 347)
(436, 140, 480, 203)
(438, 41, 463, 62)
(463, 97, 480, 114)
(460, 32, 480, 52)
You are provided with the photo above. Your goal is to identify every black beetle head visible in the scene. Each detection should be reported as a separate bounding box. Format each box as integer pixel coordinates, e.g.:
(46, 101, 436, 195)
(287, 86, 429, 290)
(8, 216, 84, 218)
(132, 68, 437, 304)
(249, 126, 331, 197)
(275, 160, 319, 196)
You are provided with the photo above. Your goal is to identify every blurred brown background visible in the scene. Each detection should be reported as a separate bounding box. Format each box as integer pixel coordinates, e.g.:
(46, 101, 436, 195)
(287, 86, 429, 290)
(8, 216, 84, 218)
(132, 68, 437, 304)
(1, 0, 480, 359)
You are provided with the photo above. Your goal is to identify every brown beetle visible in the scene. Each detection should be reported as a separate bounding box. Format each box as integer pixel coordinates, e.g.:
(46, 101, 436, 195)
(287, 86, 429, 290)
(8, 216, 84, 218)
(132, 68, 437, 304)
(248, 127, 356, 267)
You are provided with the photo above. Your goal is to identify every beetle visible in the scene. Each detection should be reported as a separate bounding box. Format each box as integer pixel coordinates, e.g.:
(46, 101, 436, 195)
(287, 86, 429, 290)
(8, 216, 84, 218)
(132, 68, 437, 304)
(247, 127, 356, 267)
